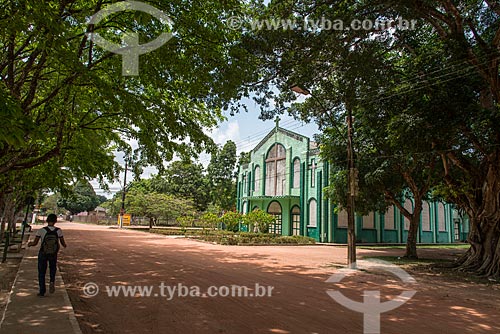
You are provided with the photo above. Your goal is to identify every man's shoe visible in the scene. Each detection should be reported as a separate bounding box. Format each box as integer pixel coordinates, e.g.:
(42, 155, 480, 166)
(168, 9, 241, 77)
(49, 282, 55, 294)
(37, 293, 45, 297)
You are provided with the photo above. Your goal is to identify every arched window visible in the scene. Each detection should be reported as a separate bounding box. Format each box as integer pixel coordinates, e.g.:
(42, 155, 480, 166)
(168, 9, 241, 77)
(291, 206, 301, 235)
(267, 201, 282, 235)
(254, 166, 260, 193)
(242, 174, 247, 195)
(293, 158, 301, 188)
(363, 212, 374, 229)
(438, 203, 446, 231)
(337, 209, 348, 228)
(404, 199, 413, 230)
(385, 206, 395, 230)
(422, 202, 431, 231)
(309, 160, 317, 188)
(265, 144, 286, 196)
(308, 199, 317, 227)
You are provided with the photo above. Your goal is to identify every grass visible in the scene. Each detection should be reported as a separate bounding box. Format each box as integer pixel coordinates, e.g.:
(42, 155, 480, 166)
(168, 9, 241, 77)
(362, 255, 452, 266)
(361, 255, 499, 285)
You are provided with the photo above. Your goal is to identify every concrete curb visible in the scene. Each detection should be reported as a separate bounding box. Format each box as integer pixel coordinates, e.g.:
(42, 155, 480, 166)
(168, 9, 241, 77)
(0, 249, 25, 330)
(58, 264, 83, 334)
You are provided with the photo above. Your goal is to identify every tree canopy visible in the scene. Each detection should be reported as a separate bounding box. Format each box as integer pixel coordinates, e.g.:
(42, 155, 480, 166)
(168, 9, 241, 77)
(57, 180, 102, 215)
(207, 140, 237, 211)
(0, 0, 257, 238)
(242, 0, 500, 275)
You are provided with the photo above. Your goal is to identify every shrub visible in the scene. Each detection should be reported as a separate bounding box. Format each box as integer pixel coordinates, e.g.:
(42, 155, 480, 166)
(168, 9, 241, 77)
(242, 209, 276, 233)
(221, 211, 242, 232)
(190, 230, 316, 245)
(176, 215, 195, 233)
(199, 212, 218, 231)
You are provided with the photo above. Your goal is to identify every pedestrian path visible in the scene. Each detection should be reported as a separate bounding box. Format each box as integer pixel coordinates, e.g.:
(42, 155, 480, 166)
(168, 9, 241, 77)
(0, 232, 82, 334)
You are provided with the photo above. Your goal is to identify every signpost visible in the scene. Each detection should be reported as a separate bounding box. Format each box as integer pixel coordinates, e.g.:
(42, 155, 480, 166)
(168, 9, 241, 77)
(117, 213, 131, 226)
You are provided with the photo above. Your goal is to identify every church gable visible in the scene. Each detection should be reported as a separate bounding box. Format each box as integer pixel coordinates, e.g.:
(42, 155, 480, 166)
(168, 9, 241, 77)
(251, 127, 309, 160)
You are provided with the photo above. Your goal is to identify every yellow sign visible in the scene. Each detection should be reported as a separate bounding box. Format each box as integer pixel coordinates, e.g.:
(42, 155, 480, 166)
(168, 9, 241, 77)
(117, 214, 131, 226)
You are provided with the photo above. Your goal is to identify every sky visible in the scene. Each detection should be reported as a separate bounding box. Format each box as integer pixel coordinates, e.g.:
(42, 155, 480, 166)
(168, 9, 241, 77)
(92, 98, 320, 198)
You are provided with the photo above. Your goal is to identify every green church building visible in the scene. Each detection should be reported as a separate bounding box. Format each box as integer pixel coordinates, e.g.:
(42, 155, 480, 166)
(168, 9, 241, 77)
(236, 122, 469, 244)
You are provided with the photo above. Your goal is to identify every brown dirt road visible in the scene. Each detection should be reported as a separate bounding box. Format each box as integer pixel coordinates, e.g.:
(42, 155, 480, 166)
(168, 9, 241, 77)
(57, 222, 500, 334)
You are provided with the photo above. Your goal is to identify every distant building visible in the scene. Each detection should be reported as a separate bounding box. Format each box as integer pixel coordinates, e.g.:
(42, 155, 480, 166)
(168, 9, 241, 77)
(74, 207, 107, 223)
(236, 122, 469, 243)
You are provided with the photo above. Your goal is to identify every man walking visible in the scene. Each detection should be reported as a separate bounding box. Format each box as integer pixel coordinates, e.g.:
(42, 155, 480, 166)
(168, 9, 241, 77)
(28, 213, 67, 296)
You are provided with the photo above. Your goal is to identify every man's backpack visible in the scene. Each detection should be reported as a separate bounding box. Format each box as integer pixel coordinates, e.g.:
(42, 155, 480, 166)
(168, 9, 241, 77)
(41, 227, 60, 256)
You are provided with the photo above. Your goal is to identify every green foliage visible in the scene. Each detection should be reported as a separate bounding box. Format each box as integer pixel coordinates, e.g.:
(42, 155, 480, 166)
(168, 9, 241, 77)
(0, 0, 258, 198)
(205, 204, 224, 215)
(193, 231, 316, 245)
(221, 211, 242, 232)
(57, 180, 101, 214)
(148, 228, 200, 236)
(241, 209, 275, 233)
(240, 0, 500, 261)
(152, 160, 210, 211)
(238, 152, 251, 165)
(207, 140, 237, 211)
(0, 85, 33, 150)
(177, 215, 196, 233)
(147, 228, 316, 245)
(200, 212, 219, 231)
(100, 197, 121, 217)
(96, 195, 108, 205)
(41, 193, 65, 215)
(125, 189, 195, 225)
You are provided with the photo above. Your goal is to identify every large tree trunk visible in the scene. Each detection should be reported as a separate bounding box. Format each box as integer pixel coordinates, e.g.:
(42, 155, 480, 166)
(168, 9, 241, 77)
(456, 216, 500, 279)
(390, 193, 425, 260)
(405, 207, 422, 259)
(455, 166, 500, 279)
(0, 194, 16, 243)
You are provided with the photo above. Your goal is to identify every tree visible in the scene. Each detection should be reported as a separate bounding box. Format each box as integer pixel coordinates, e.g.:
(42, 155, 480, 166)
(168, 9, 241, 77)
(207, 141, 237, 211)
(0, 160, 74, 243)
(320, 97, 442, 259)
(0, 0, 259, 219)
(126, 189, 195, 227)
(0, 0, 257, 172)
(152, 160, 210, 211)
(363, 0, 500, 276)
(238, 152, 251, 165)
(243, 0, 500, 275)
(41, 193, 66, 215)
(96, 195, 108, 205)
(316, 24, 458, 259)
(242, 0, 401, 263)
(58, 180, 101, 215)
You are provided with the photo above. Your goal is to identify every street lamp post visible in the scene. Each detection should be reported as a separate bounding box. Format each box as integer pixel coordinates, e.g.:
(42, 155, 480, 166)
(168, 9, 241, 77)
(291, 85, 357, 268)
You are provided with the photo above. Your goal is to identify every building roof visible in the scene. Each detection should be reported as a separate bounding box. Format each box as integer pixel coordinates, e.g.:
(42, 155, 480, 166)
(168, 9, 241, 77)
(253, 126, 308, 153)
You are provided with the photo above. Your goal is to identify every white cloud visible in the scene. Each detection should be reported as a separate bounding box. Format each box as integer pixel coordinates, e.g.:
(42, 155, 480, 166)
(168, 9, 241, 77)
(211, 120, 241, 145)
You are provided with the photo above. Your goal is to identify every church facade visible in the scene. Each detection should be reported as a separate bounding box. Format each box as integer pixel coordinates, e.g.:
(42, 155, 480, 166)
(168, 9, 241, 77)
(236, 124, 469, 244)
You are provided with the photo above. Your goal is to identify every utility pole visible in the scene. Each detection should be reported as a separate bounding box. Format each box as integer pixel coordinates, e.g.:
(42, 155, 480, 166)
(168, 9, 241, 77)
(291, 84, 358, 268)
(119, 159, 128, 229)
(346, 105, 357, 268)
